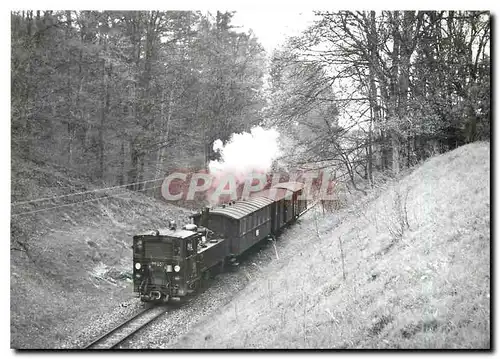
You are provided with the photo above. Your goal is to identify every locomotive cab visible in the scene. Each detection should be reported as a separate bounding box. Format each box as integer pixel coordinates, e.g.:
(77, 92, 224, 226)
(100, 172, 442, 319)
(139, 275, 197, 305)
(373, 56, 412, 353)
(132, 228, 201, 302)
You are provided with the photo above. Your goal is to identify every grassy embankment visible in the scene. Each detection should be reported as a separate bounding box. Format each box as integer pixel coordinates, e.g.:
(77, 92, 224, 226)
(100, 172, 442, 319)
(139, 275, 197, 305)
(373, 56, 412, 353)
(172, 141, 490, 349)
(10, 157, 191, 349)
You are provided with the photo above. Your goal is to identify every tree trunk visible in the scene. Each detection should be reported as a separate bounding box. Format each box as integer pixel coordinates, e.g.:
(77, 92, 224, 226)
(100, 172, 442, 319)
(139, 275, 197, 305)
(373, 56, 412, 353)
(397, 12, 415, 171)
(155, 87, 174, 179)
(367, 11, 379, 185)
(367, 121, 374, 186)
(128, 142, 139, 190)
(138, 157, 145, 191)
(391, 132, 400, 175)
(65, 10, 74, 167)
(406, 135, 412, 167)
(390, 11, 401, 175)
(117, 141, 125, 185)
(98, 58, 110, 179)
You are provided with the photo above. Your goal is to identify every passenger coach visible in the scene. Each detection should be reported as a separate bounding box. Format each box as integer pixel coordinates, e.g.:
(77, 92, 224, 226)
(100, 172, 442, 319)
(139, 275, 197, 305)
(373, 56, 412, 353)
(133, 182, 308, 302)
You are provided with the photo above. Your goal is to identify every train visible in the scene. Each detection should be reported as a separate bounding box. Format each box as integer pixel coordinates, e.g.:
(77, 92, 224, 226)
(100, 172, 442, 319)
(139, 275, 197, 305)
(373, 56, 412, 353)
(132, 181, 308, 303)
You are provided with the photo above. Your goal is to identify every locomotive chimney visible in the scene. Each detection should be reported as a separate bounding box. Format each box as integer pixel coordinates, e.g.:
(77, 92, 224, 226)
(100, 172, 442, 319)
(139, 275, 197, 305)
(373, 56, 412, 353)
(201, 207, 209, 228)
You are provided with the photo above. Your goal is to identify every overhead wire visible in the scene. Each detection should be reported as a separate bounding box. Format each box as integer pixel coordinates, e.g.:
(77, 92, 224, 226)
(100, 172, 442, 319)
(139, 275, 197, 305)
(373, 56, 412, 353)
(11, 177, 166, 207)
(11, 185, 164, 217)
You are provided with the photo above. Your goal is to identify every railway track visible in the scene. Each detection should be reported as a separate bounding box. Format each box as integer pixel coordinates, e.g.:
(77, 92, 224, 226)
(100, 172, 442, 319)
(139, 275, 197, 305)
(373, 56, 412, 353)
(83, 305, 168, 349)
(83, 202, 316, 350)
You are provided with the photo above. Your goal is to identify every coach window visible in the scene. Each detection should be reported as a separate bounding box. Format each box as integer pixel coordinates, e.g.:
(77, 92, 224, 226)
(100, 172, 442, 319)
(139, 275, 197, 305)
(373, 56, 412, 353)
(173, 240, 181, 257)
(187, 239, 195, 257)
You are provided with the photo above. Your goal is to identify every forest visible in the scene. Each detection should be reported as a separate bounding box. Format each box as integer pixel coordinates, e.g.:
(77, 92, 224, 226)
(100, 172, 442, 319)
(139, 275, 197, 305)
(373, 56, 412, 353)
(9, 10, 491, 350)
(11, 10, 490, 198)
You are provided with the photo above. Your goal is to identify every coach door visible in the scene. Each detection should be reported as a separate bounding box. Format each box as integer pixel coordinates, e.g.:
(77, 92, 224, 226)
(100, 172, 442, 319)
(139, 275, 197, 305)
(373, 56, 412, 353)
(292, 192, 297, 218)
(280, 200, 284, 228)
(270, 202, 277, 233)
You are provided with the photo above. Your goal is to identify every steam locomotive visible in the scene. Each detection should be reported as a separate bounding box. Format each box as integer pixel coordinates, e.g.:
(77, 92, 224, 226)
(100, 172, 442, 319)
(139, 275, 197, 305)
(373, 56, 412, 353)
(132, 182, 308, 303)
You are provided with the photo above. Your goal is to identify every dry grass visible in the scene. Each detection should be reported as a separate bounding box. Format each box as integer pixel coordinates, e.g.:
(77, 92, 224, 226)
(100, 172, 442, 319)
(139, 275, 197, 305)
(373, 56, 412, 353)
(171, 141, 490, 349)
(10, 156, 193, 349)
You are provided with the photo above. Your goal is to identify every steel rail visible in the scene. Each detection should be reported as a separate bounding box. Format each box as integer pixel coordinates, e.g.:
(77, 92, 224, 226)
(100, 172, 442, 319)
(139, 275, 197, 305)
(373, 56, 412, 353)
(109, 307, 167, 349)
(83, 306, 167, 349)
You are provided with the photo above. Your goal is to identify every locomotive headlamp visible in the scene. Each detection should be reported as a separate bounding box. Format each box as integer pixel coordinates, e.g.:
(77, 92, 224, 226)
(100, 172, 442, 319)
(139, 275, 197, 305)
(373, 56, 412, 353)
(135, 262, 141, 270)
(165, 264, 173, 272)
(174, 265, 181, 272)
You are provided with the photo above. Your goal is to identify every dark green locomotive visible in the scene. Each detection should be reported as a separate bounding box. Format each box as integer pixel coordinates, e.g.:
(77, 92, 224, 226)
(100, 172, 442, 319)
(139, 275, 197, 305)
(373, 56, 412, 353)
(132, 182, 307, 302)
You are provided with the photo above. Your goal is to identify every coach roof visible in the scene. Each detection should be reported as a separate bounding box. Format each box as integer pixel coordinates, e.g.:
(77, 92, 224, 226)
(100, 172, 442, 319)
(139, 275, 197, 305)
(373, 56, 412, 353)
(272, 181, 305, 192)
(209, 196, 273, 220)
(251, 188, 292, 202)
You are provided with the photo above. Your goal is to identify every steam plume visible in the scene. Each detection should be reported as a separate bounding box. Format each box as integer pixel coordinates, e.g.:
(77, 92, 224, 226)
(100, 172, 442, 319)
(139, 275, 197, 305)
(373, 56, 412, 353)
(209, 126, 281, 184)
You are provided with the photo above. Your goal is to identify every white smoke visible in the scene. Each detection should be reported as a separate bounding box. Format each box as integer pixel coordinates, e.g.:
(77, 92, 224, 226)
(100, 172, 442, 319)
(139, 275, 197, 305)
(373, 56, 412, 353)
(213, 139, 223, 152)
(209, 126, 281, 183)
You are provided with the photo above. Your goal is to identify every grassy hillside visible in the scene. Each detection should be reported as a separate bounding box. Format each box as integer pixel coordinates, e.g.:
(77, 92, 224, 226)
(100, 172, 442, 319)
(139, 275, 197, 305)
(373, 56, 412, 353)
(171, 141, 491, 349)
(10, 156, 192, 349)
